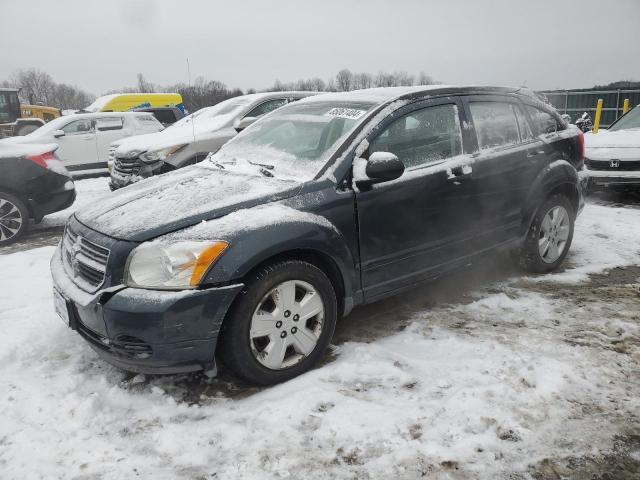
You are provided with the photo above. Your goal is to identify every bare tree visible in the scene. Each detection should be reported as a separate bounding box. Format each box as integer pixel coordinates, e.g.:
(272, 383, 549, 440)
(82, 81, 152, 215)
(374, 71, 395, 88)
(416, 71, 435, 86)
(335, 69, 354, 91)
(136, 73, 155, 93)
(353, 72, 373, 90)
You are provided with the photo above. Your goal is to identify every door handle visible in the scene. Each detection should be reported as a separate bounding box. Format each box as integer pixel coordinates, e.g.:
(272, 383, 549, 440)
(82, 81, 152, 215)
(527, 148, 545, 158)
(446, 165, 472, 183)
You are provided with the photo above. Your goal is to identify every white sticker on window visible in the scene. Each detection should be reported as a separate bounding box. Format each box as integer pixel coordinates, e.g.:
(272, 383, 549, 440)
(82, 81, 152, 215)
(325, 108, 366, 120)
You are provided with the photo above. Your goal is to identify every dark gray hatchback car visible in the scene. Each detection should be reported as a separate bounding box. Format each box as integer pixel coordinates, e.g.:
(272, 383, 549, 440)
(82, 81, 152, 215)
(52, 86, 586, 385)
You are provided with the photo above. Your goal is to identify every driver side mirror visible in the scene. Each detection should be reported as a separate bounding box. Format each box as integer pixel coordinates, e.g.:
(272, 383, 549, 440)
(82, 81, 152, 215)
(53, 129, 65, 138)
(356, 152, 405, 188)
(234, 116, 257, 132)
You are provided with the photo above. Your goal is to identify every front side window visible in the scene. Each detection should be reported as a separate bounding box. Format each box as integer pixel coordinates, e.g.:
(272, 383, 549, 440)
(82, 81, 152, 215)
(369, 104, 463, 168)
(469, 102, 521, 150)
(246, 99, 288, 118)
(62, 119, 93, 134)
(526, 105, 562, 134)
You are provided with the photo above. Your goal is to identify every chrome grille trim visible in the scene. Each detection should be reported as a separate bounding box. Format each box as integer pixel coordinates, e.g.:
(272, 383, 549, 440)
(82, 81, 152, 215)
(62, 226, 110, 292)
(113, 155, 142, 175)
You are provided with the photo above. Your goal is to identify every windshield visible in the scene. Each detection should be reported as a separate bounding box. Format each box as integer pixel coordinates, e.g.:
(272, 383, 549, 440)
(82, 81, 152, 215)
(134, 114, 164, 132)
(609, 106, 640, 131)
(207, 101, 376, 180)
(170, 96, 253, 129)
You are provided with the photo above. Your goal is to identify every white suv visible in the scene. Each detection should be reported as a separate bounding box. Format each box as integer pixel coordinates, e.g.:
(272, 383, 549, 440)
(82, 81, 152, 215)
(0, 112, 164, 177)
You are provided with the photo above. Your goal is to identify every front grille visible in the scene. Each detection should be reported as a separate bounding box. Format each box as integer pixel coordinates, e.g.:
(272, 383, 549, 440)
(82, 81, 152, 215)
(586, 159, 640, 171)
(113, 155, 142, 176)
(62, 226, 110, 292)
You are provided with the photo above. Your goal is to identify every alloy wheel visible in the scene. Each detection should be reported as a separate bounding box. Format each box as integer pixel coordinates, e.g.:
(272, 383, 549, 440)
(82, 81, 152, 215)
(0, 198, 24, 242)
(538, 205, 570, 263)
(249, 279, 325, 370)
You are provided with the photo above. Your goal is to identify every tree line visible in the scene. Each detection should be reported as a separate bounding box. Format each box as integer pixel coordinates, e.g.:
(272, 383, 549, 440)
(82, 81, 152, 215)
(2, 68, 438, 113)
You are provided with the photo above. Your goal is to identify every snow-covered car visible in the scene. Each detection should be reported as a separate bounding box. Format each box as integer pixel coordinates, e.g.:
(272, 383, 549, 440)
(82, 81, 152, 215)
(51, 85, 585, 385)
(0, 143, 75, 245)
(0, 112, 164, 178)
(109, 92, 317, 190)
(584, 105, 640, 189)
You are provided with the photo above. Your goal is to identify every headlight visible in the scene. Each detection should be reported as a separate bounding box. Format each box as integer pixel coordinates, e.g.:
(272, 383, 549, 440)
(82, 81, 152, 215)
(140, 144, 187, 163)
(121, 149, 143, 159)
(125, 241, 229, 289)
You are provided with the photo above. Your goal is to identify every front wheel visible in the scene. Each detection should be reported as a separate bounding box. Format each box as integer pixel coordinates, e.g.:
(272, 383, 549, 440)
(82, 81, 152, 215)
(0, 192, 29, 246)
(517, 193, 575, 273)
(218, 260, 337, 385)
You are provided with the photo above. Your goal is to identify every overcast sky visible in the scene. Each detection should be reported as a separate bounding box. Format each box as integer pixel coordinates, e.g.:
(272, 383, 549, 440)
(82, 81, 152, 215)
(1, 0, 638, 95)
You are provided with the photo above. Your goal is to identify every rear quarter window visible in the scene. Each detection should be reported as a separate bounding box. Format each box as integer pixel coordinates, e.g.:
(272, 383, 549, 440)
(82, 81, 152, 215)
(525, 105, 564, 135)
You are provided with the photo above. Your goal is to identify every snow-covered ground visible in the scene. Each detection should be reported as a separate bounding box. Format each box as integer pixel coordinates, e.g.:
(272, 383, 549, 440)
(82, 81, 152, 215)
(1, 196, 639, 479)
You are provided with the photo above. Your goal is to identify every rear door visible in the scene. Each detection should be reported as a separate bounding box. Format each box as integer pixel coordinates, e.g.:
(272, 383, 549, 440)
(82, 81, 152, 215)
(355, 97, 479, 300)
(461, 95, 544, 248)
(95, 116, 126, 163)
(54, 118, 98, 169)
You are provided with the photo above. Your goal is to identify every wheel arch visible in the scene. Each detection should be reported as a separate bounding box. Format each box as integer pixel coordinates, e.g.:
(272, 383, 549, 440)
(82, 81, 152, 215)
(521, 160, 581, 235)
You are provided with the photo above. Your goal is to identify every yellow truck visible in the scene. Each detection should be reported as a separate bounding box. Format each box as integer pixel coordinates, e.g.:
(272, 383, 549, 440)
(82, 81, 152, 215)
(83, 93, 185, 114)
(0, 88, 61, 137)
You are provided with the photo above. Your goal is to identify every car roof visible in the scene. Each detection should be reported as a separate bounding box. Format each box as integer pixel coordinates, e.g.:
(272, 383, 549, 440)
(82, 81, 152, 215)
(300, 85, 528, 106)
(62, 111, 155, 120)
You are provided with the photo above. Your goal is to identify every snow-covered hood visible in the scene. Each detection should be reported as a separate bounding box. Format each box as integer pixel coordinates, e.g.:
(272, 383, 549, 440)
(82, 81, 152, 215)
(75, 165, 301, 241)
(584, 129, 640, 160)
(115, 116, 235, 156)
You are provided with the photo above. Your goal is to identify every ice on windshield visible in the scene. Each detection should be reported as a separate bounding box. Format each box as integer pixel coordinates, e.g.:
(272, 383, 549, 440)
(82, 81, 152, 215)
(207, 100, 376, 180)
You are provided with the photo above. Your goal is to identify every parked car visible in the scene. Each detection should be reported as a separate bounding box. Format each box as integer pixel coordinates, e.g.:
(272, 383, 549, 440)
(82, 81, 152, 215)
(0, 143, 75, 245)
(0, 112, 164, 177)
(52, 85, 585, 385)
(133, 106, 185, 126)
(109, 91, 316, 189)
(584, 104, 640, 190)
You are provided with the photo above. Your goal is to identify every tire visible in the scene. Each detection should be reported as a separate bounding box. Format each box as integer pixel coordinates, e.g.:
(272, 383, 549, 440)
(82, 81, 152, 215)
(218, 259, 337, 385)
(517, 193, 575, 273)
(0, 192, 29, 246)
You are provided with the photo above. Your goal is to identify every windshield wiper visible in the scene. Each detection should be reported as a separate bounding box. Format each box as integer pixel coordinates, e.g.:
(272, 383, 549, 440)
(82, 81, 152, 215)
(248, 160, 275, 170)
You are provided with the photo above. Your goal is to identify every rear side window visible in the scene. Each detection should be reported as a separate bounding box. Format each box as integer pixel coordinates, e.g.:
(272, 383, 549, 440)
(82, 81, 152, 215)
(95, 117, 123, 131)
(526, 105, 563, 134)
(369, 103, 463, 169)
(246, 99, 288, 118)
(469, 102, 521, 150)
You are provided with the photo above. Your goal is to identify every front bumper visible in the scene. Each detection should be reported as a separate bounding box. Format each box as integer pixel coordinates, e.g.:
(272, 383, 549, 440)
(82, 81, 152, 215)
(51, 245, 243, 374)
(109, 159, 164, 190)
(585, 169, 640, 188)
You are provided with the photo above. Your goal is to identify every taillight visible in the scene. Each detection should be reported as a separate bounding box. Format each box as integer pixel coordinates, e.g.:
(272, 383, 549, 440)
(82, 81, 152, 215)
(576, 131, 585, 161)
(26, 151, 56, 169)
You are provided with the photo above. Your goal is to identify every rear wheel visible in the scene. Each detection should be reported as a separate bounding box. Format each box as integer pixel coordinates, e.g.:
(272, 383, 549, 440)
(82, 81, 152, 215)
(0, 192, 28, 246)
(218, 260, 337, 385)
(518, 194, 575, 273)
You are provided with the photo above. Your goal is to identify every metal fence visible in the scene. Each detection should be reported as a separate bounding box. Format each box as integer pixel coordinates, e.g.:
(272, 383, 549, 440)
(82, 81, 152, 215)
(537, 89, 640, 127)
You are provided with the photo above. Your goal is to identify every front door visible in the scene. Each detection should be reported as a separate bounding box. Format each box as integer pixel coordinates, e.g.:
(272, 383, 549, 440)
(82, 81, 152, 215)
(55, 118, 98, 170)
(354, 98, 478, 301)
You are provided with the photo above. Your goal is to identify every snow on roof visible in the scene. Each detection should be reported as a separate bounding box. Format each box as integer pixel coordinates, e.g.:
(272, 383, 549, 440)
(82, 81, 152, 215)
(0, 143, 58, 159)
(301, 85, 522, 106)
